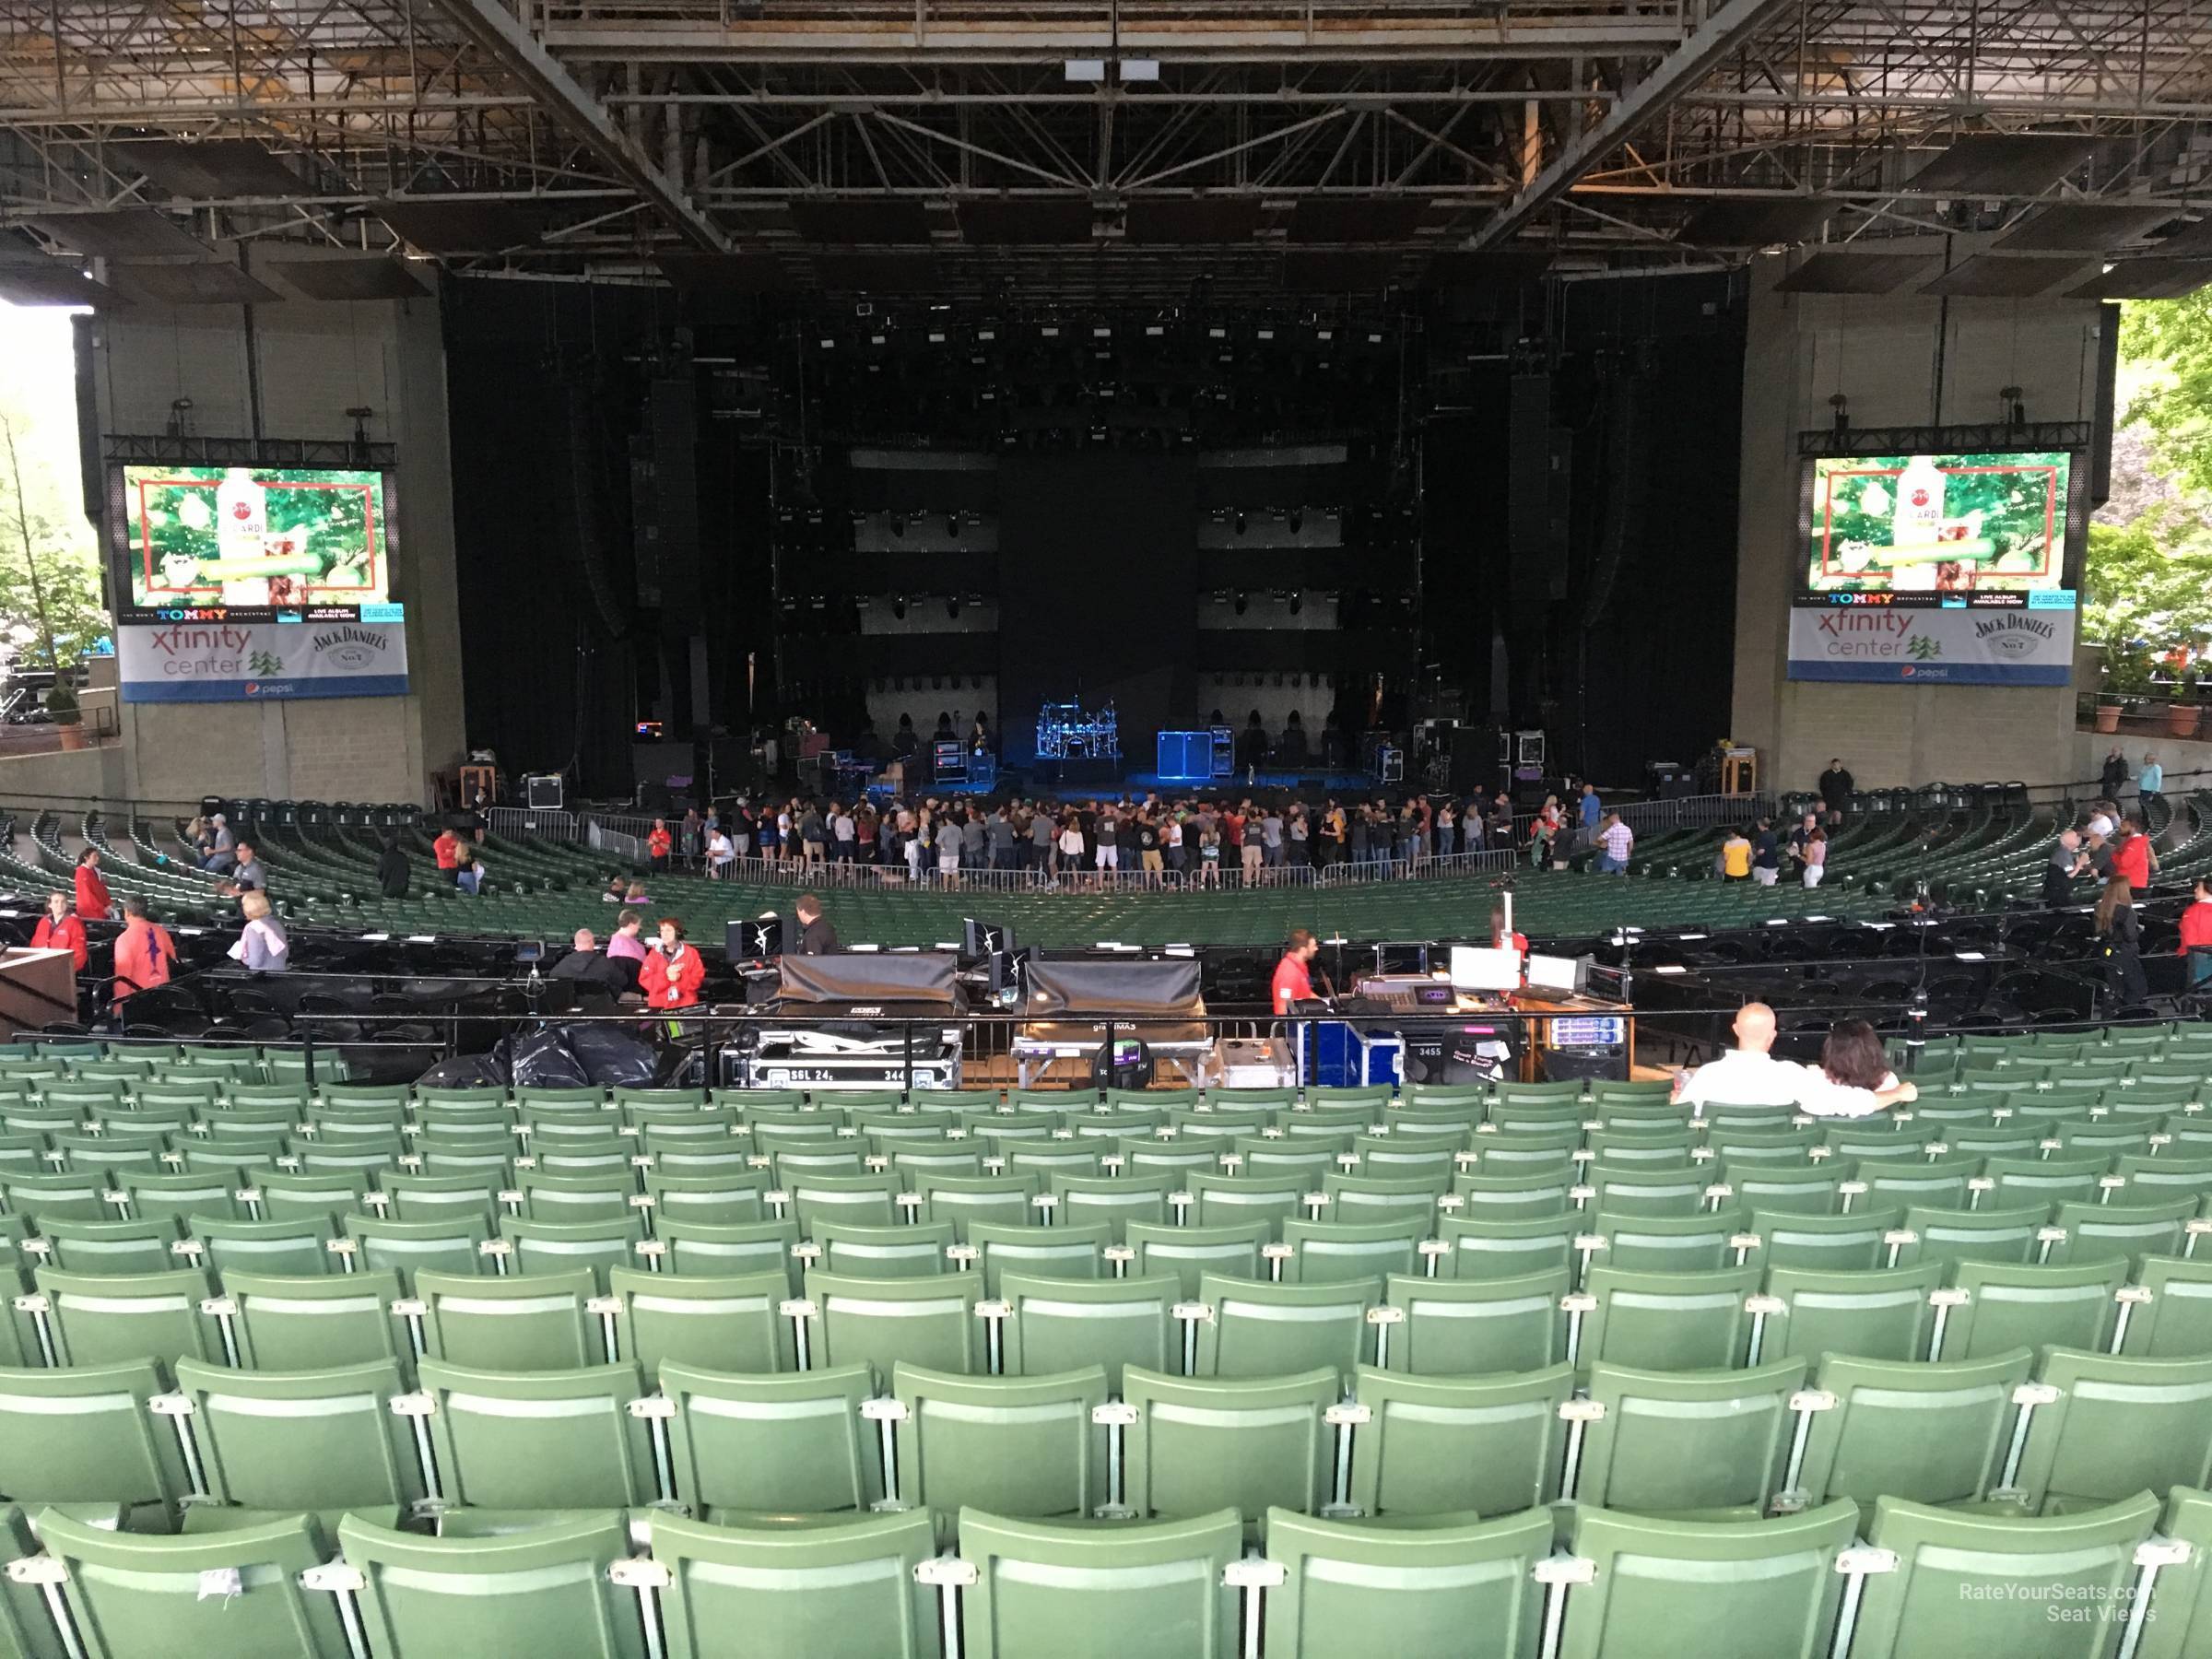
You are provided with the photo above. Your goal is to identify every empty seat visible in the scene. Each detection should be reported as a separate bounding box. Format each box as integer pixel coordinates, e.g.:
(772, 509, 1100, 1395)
(802, 1268, 982, 1382)
(653, 1218, 800, 1288)
(1897, 1204, 2048, 1269)
(340, 1213, 492, 1288)
(999, 1272, 1179, 1390)
(183, 1213, 335, 1278)
(1745, 1207, 1906, 1273)
(2122, 1255, 2212, 1358)
(1047, 1172, 1175, 1240)
(0, 1359, 190, 1528)
(218, 1268, 406, 1370)
(660, 1360, 880, 1519)
(29, 1217, 180, 1277)
(1347, 1362, 1572, 1518)
(495, 1216, 643, 1288)
(1585, 1207, 1749, 1276)
(643, 1171, 771, 1228)
(1122, 1366, 1335, 1530)
(605, 1268, 795, 1374)
(2048, 1197, 2196, 1265)
(1279, 1218, 1427, 1284)
(412, 1267, 599, 1371)
(811, 1219, 955, 1279)
(171, 1355, 426, 1524)
(1193, 1273, 1376, 1380)
(22, 1266, 218, 1366)
(1576, 1265, 1761, 1371)
(888, 1363, 1108, 1521)
(1759, 1263, 1946, 1364)
(1124, 1221, 1268, 1299)
(2142, 1485, 2212, 1659)
(964, 1220, 1107, 1296)
(1931, 1258, 2126, 1362)
(1789, 1347, 2035, 1518)
(1260, 1507, 1552, 1659)
(1576, 1358, 1807, 1519)
(916, 1173, 1040, 1241)
(956, 1506, 1240, 1659)
(2010, 1349, 2212, 1515)
(412, 1359, 655, 1511)
(1440, 1215, 1577, 1280)
(1380, 1269, 1571, 1375)
(644, 1508, 937, 1659)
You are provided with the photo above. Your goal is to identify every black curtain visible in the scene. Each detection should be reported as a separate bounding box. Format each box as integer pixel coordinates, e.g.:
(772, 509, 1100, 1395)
(997, 453, 1197, 767)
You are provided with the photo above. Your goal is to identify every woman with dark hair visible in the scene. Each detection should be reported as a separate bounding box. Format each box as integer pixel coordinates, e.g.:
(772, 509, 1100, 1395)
(73, 848, 111, 922)
(1793, 1018, 1918, 1117)
(2096, 876, 2150, 1008)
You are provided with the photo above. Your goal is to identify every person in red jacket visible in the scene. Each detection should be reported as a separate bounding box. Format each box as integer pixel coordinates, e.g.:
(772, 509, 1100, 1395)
(647, 819, 674, 874)
(73, 847, 112, 922)
(2181, 877, 2212, 990)
(112, 896, 175, 1002)
(29, 889, 87, 972)
(643, 917, 704, 1011)
(432, 826, 463, 885)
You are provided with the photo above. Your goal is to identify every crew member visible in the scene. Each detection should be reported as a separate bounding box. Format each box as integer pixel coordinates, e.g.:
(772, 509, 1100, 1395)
(72, 848, 111, 922)
(1489, 906, 1529, 960)
(2180, 877, 2212, 989)
(29, 889, 87, 972)
(645, 918, 705, 1011)
(794, 893, 838, 955)
(433, 824, 463, 885)
(1271, 927, 1321, 1015)
(112, 897, 176, 1003)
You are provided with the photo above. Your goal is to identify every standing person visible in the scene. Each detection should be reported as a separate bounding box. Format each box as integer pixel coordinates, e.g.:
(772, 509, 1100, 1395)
(1528, 796, 1561, 868)
(1093, 806, 1120, 877)
(434, 822, 464, 883)
(453, 846, 485, 896)
(1800, 826, 1829, 888)
(644, 919, 705, 1011)
(645, 819, 673, 874)
(729, 801, 755, 859)
(1434, 799, 1456, 859)
(1286, 806, 1308, 868)
(799, 801, 827, 866)
(987, 806, 1018, 872)
(793, 893, 838, 954)
(605, 909, 649, 973)
(2139, 752, 2165, 828)
(1578, 783, 1603, 853)
(960, 808, 986, 874)
(2101, 746, 2131, 804)
(1750, 818, 1782, 888)
(1197, 823, 1222, 887)
(2112, 815, 2156, 891)
(1223, 803, 1247, 882)
(936, 812, 964, 888)
(680, 807, 703, 867)
(1030, 805, 1056, 874)
(1594, 811, 1634, 874)
(1271, 928, 1321, 1015)
(1165, 809, 1188, 878)
(72, 848, 111, 922)
(1817, 758, 1854, 826)
(29, 889, 87, 972)
(1261, 806, 1286, 870)
(376, 833, 411, 899)
(1135, 812, 1163, 880)
(1785, 811, 1820, 871)
(2180, 876, 2212, 989)
(111, 897, 176, 1003)
(755, 805, 781, 863)
(229, 890, 288, 973)
(2044, 829, 2088, 909)
(2095, 877, 2149, 1009)
(831, 802, 857, 865)
(1720, 827, 1753, 880)
(1321, 801, 1345, 866)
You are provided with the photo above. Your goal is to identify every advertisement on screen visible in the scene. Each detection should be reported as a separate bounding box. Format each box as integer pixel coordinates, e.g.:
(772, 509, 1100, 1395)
(108, 464, 394, 623)
(1804, 451, 2069, 595)
(116, 613, 409, 702)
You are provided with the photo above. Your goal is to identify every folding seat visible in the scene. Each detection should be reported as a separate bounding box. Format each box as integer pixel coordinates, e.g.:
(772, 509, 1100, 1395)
(1124, 1220, 1268, 1299)
(2053, 1122, 2156, 1161)
(410, 1358, 655, 1511)
(510, 1171, 636, 1227)
(1896, 1203, 2048, 1269)
(1121, 1366, 1335, 1530)
(20, 1266, 218, 1367)
(1462, 1129, 1581, 1175)
(2046, 1197, 2195, 1265)
(251, 1168, 369, 1223)
(2121, 1255, 2212, 1358)
(29, 1509, 355, 1658)
(2006, 1349, 2212, 1517)
(1349, 1133, 1462, 1182)
(1229, 1135, 1345, 1182)
(412, 1266, 599, 1371)
(171, 1355, 426, 1524)
(1441, 1214, 1577, 1280)
(1192, 1272, 1377, 1380)
(1259, 1508, 1553, 1659)
(27, 1217, 180, 1277)
(495, 1216, 643, 1288)
(881, 1140, 983, 1182)
(602, 1268, 795, 1374)
(1583, 1128, 1698, 1170)
(1279, 1218, 1428, 1284)
(377, 1169, 502, 1226)
(1855, 1156, 1980, 1212)
(1713, 1164, 1849, 1217)
(308, 1100, 413, 1138)
(913, 1173, 1041, 1241)
(1346, 1363, 1572, 1518)
(1046, 1172, 1175, 1240)
(1840, 1492, 2160, 1658)
(964, 1220, 1106, 1296)
(1550, 1501, 1860, 1659)
(1979, 1153, 2111, 1209)
(1787, 1347, 2035, 1517)
(810, 1218, 955, 1278)
(1574, 1358, 1807, 1518)
(783, 1171, 900, 1234)
(410, 1134, 517, 1178)
(1447, 1170, 1576, 1224)
(2111, 1154, 2212, 1204)
(1758, 1262, 1946, 1365)
(651, 1217, 800, 1288)
(1181, 1171, 1308, 1235)
(291, 1134, 409, 1177)
(1167, 1109, 1273, 1144)
(801, 1268, 982, 1382)
(1575, 1264, 1763, 1372)
(1580, 1164, 1709, 1218)
(530, 1142, 640, 1182)
(996, 1140, 1101, 1182)
(340, 1213, 492, 1288)
(50, 1132, 168, 1178)
(1, 1170, 110, 1223)
(1825, 1123, 1944, 1162)
(1319, 1173, 1447, 1230)
(759, 1135, 864, 1181)
(1377, 1268, 1568, 1375)
(2141, 1486, 2212, 1659)
(884, 1363, 1109, 1523)
(1703, 1126, 1824, 1168)
(1310, 1086, 1393, 1113)
(111, 1166, 243, 1225)
(956, 1506, 1241, 1659)
(518, 1109, 619, 1148)
(999, 1272, 1180, 1390)
(643, 1171, 771, 1228)
(1931, 1258, 2127, 1362)
(1700, 1104, 1804, 1133)
(1584, 1207, 1749, 1276)
(660, 1360, 879, 1518)
(0, 1358, 190, 1527)
(332, 1510, 645, 1659)
(1746, 1206, 1906, 1272)
(0, 1135, 42, 1177)
(208, 1266, 406, 1371)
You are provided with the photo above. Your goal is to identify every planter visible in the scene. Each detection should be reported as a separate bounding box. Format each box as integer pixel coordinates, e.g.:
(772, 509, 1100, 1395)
(55, 722, 84, 752)
(2094, 702, 2123, 734)
(2171, 702, 2205, 740)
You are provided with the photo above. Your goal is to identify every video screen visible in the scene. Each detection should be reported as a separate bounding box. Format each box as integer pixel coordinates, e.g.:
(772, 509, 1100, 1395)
(1805, 451, 2070, 595)
(112, 464, 391, 617)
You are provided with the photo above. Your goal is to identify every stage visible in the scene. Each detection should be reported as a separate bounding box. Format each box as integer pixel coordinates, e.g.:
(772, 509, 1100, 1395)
(865, 762, 1385, 800)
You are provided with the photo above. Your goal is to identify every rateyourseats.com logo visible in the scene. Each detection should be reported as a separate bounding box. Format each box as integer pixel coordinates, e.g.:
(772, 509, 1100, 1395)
(1959, 1582, 2152, 1626)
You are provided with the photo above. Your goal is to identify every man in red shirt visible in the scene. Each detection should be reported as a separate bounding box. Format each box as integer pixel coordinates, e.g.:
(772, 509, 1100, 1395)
(1271, 928, 1321, 1015)
(2181, 877, 2212, 989)
(2111, 817, 2155, 890)
(112, 897, 175, 1003)
(433, 826, 462, 884)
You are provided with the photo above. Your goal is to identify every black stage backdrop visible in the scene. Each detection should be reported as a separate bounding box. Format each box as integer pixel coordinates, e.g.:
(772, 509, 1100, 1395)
(996, 454, 1197, 768)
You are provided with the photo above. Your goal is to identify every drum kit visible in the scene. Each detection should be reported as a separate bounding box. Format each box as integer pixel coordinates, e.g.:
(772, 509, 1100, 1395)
(1036, 701, 1121, 760)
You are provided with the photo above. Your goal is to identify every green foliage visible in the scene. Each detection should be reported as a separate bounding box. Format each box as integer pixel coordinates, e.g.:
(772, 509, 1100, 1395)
(42, 679, 76, 722)
(2082, 516, 2212, 661)
(2123, 296, 2212, 496)
(0, 416, 107, 674)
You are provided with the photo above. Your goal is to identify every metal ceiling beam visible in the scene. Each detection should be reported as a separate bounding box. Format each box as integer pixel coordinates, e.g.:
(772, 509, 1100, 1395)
(1468, 0, 1806, 248)
(422, 0, 731, 252)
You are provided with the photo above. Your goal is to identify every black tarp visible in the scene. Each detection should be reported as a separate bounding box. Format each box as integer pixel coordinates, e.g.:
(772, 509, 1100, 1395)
(1021, 958, 1208, 1045)
(777, 952, 964, 1011)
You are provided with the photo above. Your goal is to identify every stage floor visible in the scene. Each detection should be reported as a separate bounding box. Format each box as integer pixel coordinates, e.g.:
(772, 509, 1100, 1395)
(867, 765, 1383, 799)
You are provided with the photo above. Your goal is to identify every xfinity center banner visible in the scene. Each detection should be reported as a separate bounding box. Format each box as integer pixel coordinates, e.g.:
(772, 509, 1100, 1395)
(118, 608, 409, 701)
(1786, 592, 2075, 686)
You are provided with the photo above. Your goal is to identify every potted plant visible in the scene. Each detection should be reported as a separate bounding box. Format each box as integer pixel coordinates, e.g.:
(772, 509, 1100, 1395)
(45, 679, 82, 751)
(2169, 669, 2203, 740)
(2098, 648, 2150, 732)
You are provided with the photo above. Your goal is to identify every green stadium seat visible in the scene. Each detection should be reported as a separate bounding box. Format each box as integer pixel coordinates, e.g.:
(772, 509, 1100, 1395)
(604, 1268, 794, 1374)
(1123, 1221, 1268, 1299)
(412, 1267, 598, 1371)
(218, 1268, 406, 1370)
(888, 1362, 1108, 1521)
(1347, 1362, 1572, 1517)
(642, 1171, 772, 1227)
(182, 1213, 335, 1278)
(2121, 1255, 2212, 1358)
(2009, 1349, 2212, 1515)
(171, 1355, 427, 1524)
(1575, 1358, 1807, 1518)
(1182, 1171, 1308, 1234)
(0, 1359, 190, 1528)
(1379, 1268, 1571, 1374)
(1759, 1262, 1946, 1364)
(917, 1173, 1042, 1241)
(642, 1508, 937, 1659)
(650, 1218, 801, 1287)
(339, 1213, 493, 1287)
(1046, 1173, 1176, 1240)
(22, 1266, 218, 1366)
(956, 1506, 1240, 1659)
(1192, 1272, 1377, 1380)
(783, 1172, 900, 1234)
(1278, 1218, 1428, 1284)
(999, 1272, 1179, 1390)
(1931, 1258, 2127, 1362)
(1787, 1347, 2035, 1519)
(29, 1217, 181, 1277)
(1121, 1366, 1335, 1531)
(112, 1168, 243, 1225)
(2140, 1485, 2212, 1659)
(496, 1216, 645, 1288)
(1585, 1207, 1750, 1275)
(659, 1360, 880, 1519)
(250, 1169, 369, 1223)
(810, 1219, 956, 1278)
(411, 1359, 655, 1510)
(802, 1267, 982, 1382)
(1319, 1173, 1448, 1230)
(1441, 1214, 1577, 1279)
(1575, 1265, 1762, 1371)
(1260, 1507, 1552, 1659)
(965, 1220, 1107, 1296)
(1897, 1204, 2049, 1269)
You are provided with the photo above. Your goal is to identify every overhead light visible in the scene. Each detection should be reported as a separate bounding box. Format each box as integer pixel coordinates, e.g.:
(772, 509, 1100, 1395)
(1064, 59, 1107, 81)
(1120, 58, 1160, 80)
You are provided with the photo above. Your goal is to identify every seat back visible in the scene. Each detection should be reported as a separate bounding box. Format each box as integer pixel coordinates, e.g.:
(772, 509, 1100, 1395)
(31, 1266, 218, 1366)
(415, 1267, 599, 1371)
(1760, 1263, 1945, 1364)
(1193, 1272, 1377, 1380)
(2011, 1349, 2212, 1515)
(1262, 1509, 1552, 1659)
(1933, 1258, 2126, 1362)
(0, 1359, 189, 1525)
(890, 1363, 1109, 1520)
(1578, 1357, 1807, 1517)
(1794, 1347, 2035, 1516)
(957, 1507, 1240, 1659)
(1123, 1366, 1335, 1527)
(1382, 1269, 1571, 1375)
(660, 1360, 880, 1517)
(803, 1268, 982, 1384)
(1347, 1362, 1572, 1518)
(999, 1272, 1180, 1392)
(223, 1268, 406, 1369)
(605, 1268, 795, 1374)
(175, 1355, 425, 1517)
(415, 1359, 654, 1511)
(648, 1509, 937, 1659)
(1578, 1265, 1761, 1371)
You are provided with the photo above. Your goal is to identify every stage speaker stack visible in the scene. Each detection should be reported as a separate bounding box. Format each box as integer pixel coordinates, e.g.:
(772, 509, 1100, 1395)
(524, 774, 564, 810)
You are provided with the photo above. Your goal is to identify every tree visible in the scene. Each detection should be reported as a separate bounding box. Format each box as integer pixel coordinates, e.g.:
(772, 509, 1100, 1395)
(0, 413, 107, 674)
(2082, 513, 2212, 659)
(2123, 295, 2212, 496)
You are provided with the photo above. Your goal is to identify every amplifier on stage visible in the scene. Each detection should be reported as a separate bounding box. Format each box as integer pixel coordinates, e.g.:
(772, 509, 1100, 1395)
(524, 773, 563, 810)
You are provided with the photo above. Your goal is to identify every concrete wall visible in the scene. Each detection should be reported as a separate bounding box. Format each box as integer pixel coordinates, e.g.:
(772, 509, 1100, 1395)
(87, 249, 465, 806)
(1729, 242, 2106, 792)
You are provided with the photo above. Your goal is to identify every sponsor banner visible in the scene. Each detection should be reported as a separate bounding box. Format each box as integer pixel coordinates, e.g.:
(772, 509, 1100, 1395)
(118, 618, 409, 702)
(1787, 597, 2075, 686)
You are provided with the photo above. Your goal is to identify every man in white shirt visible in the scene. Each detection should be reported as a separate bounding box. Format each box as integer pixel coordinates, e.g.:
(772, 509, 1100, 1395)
(1671, 1003, 1805, 1108)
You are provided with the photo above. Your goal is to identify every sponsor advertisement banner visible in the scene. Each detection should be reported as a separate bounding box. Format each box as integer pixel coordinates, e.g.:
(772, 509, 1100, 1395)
(118, 608, 409, 702)
(1786, 594, 2075, 686)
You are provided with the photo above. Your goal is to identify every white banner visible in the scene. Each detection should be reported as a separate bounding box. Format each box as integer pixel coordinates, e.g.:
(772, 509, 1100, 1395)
(119, 618, 409, 702)
(1787, 598, 2075, 686)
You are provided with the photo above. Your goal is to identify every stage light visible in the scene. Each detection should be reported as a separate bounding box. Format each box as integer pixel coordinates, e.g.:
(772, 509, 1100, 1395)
(1233, 512, 1246, 535)
(1064, 58, 1107, 81)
